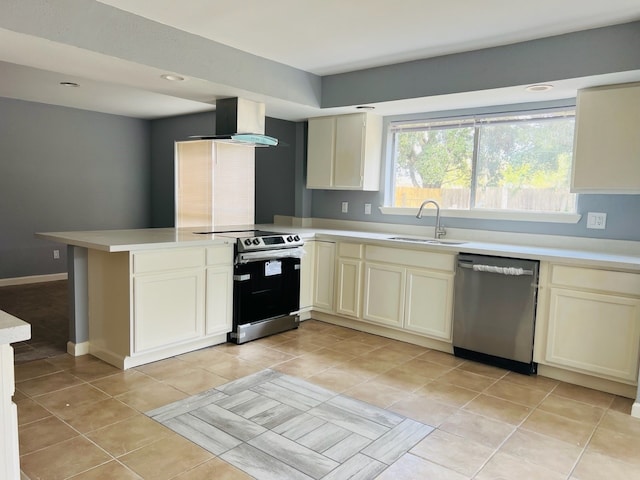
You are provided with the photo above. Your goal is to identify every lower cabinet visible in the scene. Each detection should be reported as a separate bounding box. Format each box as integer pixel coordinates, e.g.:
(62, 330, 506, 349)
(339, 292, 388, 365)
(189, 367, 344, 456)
(363, 262, 404, 327)
(299, 240, 316, 313)
(88, 244, 233, 369)
(336, 243, 364, 318)
(362, 245, 455, 341)
(405, 268, 454, 340)
(133, 268, 205, 353)
(540, 264, 640, 383)
(205, 246, 234, 336)
(313, 241, 336, 312)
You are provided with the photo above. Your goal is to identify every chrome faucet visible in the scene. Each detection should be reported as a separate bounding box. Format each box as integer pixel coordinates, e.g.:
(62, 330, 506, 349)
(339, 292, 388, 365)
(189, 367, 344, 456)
(416, 199, 446, 239)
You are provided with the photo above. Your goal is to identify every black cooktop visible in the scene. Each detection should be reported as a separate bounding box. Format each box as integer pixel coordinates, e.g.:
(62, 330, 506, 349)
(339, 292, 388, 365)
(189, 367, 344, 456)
(193, 229, 284, 238)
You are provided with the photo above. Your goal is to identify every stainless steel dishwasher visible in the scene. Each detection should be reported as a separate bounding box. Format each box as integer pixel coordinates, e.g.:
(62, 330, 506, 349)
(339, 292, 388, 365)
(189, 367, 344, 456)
(453, 253, 539, 374)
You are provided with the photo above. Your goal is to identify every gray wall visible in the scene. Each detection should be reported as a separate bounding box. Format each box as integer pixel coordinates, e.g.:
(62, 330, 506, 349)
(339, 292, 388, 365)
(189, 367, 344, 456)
(322, 21, 640, 107)
(255, 118, 297, 224)
(0, 97, 150, 279)
(311, 190, 640, 241)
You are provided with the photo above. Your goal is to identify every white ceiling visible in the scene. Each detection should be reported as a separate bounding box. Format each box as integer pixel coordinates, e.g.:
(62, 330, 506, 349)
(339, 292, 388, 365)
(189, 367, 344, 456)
(2, 0, 640, 120)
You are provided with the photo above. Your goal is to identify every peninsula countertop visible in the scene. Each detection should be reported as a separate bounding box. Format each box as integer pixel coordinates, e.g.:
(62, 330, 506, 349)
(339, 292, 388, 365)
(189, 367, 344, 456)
(0, 311, 31, 345)
(36, 224, 640, 271)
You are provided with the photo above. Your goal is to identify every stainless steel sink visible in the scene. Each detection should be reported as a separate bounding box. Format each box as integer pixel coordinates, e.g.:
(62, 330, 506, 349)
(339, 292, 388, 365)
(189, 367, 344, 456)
(388, 236, 466, 245)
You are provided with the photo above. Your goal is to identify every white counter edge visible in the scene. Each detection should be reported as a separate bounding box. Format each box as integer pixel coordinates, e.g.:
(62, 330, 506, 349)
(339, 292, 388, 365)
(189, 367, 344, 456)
(0, 311, 31, 345)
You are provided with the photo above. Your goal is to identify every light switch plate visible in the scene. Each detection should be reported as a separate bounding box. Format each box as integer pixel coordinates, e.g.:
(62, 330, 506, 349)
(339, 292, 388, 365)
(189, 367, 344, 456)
(587, 212, 607, 229)
(341, 201, 348, 213)
(364, 203, 372, 215)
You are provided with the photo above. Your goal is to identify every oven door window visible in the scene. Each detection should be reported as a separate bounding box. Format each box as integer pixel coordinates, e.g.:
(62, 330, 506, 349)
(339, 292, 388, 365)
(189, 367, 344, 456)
(233, 256, 300, 325)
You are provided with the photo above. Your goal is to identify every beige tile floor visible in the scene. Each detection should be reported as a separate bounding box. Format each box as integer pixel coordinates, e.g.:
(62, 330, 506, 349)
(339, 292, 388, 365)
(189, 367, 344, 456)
(13, 320, 640, 480)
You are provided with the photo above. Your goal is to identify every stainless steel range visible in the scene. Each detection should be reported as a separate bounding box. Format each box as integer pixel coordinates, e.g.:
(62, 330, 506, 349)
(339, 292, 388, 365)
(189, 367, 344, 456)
(216, 230, 304, 344)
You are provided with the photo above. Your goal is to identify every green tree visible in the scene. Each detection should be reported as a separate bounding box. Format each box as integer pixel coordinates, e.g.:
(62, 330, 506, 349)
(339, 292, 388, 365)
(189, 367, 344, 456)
(395, 128, 473, 188)
(476, 118, 575, 189)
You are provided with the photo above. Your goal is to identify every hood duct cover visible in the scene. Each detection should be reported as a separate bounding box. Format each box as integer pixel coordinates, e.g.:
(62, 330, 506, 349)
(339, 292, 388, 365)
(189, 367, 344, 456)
(189, 97, 278, 147)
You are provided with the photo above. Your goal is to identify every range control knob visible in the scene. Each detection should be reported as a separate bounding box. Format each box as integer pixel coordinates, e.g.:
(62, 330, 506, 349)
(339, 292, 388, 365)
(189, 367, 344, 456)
(294, 235, 300, 241)
(287, 236, 294, 242)
(252, 238, 260, 245)
(244, 239, 252, 246)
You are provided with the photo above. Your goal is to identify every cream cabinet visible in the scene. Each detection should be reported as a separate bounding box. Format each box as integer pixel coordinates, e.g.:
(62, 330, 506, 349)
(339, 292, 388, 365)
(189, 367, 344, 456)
(88, 244, 233, 369)
(405, 267, 454, 339)
(363, 262, 405, 327)
(571, 82, 640, 193)
(336, 243, 364, 318)
(132, 248, 207, 354)
(362, 246, 455, 341)
(133, 268, 205, 353)
(299, 240, 316, 314)
(313, 241, 336, 312)
(204, 245, 234, 336)
(539, 264, 640, 383)
(306, 112, 383, 191)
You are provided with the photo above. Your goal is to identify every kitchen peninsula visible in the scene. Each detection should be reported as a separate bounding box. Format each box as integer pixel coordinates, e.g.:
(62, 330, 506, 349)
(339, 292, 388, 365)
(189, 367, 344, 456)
(36, 228, 239, 370)
(37, 223, 640, 419)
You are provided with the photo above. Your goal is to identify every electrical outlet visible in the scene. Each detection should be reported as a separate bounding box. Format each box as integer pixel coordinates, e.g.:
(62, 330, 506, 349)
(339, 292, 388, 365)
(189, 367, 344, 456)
(364, 203, 372, 215)
(341, 201, 349, 213)
(53, 249, 60, 259)
(587, 212, 607, 229)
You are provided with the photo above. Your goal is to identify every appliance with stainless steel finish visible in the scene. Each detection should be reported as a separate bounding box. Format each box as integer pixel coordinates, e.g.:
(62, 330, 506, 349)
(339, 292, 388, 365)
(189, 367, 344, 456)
(217, 230, 303, 344)
(188, 97, 278, 147)
(453, 253, 539, 374)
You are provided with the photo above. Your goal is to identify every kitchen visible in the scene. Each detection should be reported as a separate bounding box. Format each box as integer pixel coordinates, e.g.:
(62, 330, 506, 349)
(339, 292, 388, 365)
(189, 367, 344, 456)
(2, 1, 640, 479)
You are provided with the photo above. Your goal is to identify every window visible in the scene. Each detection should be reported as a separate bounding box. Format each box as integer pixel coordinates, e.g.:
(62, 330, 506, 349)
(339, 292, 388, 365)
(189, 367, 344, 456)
(387, 109, 577, 214)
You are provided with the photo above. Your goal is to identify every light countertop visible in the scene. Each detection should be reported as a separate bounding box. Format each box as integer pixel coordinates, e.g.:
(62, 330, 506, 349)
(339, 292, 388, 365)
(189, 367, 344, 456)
(0, 311, 31, 345)
(36, 224, 640, 271)
(35, 227, 237, 252)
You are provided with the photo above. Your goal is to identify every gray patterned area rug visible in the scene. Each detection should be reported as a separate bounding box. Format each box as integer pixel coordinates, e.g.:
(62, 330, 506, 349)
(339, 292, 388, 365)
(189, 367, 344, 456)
(146, 369, 434, 480)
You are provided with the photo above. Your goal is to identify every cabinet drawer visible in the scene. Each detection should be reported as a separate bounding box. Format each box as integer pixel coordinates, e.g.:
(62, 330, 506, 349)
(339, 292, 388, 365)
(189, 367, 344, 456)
(551, 265, 640, 297)
(133, 248, 204, 274)
(365, 245, 454, 272)
(338, 243, 363, 259)
(206, 244, 233, 266)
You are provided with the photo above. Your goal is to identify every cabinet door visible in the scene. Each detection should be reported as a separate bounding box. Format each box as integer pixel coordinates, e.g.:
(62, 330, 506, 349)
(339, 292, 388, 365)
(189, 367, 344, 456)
(307, 117, 335, 189)
(133, 269, 205, 353)
(336, 258, 362, 318)
(572, 83, 640, 193)
(363, 262, 404, 328)
(299, 241, 316, 311)
(334, 114, 365, 188)
(404, 268, 454, 340)
(313, 241, 336, 312)
(546, 287, 640, 382)
(205, 265, 233, 336)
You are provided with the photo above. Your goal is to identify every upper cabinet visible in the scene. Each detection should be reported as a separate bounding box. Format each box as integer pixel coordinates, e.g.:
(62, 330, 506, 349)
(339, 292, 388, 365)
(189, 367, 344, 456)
(571, 82, 640, 193)
(307, 112, 383, 191)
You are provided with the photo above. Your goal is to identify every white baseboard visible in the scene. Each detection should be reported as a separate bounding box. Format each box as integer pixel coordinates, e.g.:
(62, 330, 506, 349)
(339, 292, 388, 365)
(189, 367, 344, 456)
(0, 273, 67, 287)
(67, 341, 89, 357)
(632, 402, 640, 419)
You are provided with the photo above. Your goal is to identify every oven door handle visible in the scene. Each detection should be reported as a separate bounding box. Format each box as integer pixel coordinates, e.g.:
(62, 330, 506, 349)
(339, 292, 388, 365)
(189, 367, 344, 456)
(236, 247, 304, 264)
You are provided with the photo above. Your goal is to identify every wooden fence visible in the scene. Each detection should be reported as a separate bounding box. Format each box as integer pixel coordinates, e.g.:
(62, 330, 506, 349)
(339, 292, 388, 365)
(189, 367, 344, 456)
(395, 186, 576, 212)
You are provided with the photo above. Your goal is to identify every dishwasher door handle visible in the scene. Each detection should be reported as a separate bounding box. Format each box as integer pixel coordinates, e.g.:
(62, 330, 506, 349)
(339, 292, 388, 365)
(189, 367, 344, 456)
(458, 262, 535, 276)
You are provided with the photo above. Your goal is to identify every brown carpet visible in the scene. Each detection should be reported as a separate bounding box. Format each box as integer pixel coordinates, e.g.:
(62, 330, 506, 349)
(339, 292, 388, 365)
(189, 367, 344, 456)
(0, 280, 69, 364)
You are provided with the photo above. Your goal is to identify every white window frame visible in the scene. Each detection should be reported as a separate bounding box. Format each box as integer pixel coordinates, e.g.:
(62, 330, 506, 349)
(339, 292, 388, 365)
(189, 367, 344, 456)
(381, 104, 582, 224)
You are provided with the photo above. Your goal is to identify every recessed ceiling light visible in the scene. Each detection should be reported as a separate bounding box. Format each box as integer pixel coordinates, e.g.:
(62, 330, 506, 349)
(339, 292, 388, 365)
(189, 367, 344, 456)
(59, 81, 80, 87)
(356, 105, 375, 110)
(525, 84, 554, 92)
(161, 74, 185, 82)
